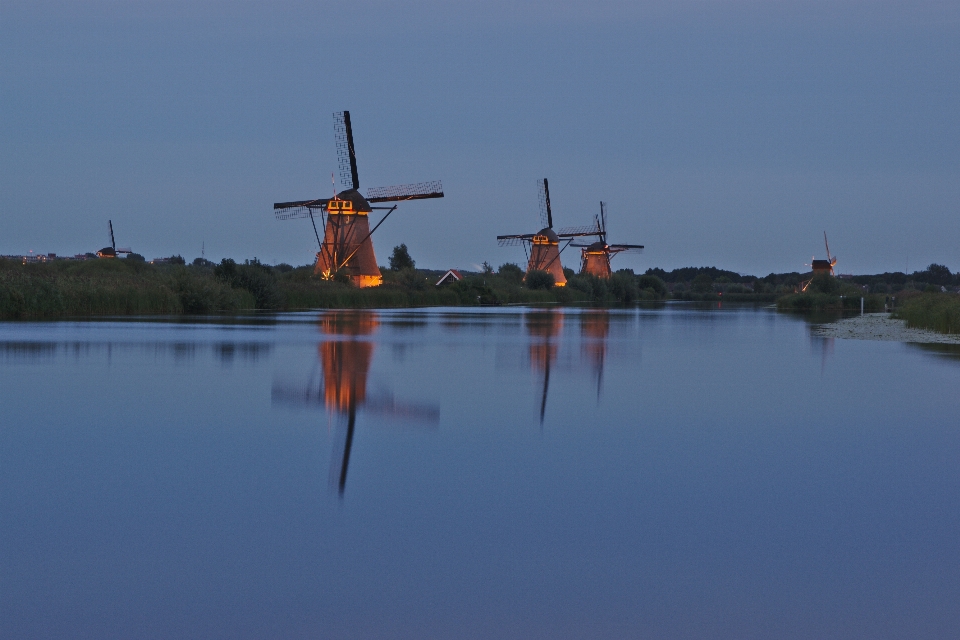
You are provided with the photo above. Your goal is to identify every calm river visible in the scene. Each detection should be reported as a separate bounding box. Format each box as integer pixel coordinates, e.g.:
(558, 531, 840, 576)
(1, 305, 958, 638)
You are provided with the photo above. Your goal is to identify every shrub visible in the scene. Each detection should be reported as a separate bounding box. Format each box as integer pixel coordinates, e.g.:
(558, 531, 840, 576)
(808, 274, 840, 294)
(691, 273, 713, 293)
(525, 269, 555, 290)
(214, 258, 282, 309)
(636, 275, 667, 298)
(568, 273, 607, 301)
(498, 263, 524, 284)
(610, 271, 639, 303)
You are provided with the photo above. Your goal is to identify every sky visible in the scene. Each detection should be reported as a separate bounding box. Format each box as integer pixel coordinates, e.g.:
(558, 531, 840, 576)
(2, 0, 958, 276)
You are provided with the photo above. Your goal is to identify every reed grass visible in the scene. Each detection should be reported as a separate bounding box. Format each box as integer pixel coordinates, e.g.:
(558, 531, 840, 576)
(0, 259, 587, 319)
(892, 293, 960, 334)
(776, 292, 885, 312)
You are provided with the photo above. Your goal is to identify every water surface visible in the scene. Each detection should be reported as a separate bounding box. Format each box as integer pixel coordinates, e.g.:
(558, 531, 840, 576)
(1, 306, 958, 638)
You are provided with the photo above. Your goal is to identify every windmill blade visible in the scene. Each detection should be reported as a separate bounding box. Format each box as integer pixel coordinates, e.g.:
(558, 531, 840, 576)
(609, 244, 644, 254)
(367, 181, 444, 203)
(273, 199, 326, 220)
(334, 111, 360, 191)
(569, 242, 594, 247)
(497, 234, 534, 247)
(108, 220, 116, 251)
(824, 231, 832, 263)
(557, 224, 601, 236)
(537, 179, 553, 229)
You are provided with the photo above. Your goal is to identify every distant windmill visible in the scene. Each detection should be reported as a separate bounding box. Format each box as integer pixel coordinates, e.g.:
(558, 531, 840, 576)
(96, 220, 132, 259)
(497, 179, 596, 286)
(801, 231, 838, 291)
(273, 111, 444, 287)
(565, 202, 643, 278)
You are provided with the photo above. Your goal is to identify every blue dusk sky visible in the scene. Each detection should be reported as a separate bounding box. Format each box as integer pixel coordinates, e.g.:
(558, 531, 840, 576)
(1, 1, 958, 275)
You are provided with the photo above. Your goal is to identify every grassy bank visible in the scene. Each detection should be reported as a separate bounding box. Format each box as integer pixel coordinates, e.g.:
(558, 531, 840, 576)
(0, 258, 602, 319)
(892, 292, 960, 334)
(776, 274, 885, 312)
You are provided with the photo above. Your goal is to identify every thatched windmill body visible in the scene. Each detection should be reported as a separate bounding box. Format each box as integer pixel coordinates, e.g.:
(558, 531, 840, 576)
(568, 202, 643, 278)
(274, 112, 443, 288)
(497, 179, 597, 287)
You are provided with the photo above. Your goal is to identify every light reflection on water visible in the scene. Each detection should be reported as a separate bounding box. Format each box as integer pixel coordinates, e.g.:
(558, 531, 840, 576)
(1, 305, 959, 638)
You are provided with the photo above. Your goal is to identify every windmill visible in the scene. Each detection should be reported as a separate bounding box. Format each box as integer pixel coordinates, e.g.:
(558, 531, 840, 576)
(271, 311, 439, 495)
(96, 220, 133, 259)
(801, 232, 838, 291)
(565, 202, 643, 278)
(273, 111, 444, 288)
(497, 179, 597, 287)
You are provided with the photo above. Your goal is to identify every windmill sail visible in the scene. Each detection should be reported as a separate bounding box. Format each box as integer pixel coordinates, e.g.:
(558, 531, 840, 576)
(273, 199, 327, 220)
(334, 111, 359, 190)
(538, 178, 553, 229)
(367, 181, 444, 203)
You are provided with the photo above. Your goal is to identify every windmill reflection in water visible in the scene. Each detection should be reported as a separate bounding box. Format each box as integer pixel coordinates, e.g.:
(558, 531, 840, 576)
(580, 310, 610, 402)
(525, 310, 564, 425)
(272, 311, 439, 495)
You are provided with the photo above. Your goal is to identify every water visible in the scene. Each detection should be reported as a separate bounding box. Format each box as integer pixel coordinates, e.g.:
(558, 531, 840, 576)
(1, 305, 958, 639)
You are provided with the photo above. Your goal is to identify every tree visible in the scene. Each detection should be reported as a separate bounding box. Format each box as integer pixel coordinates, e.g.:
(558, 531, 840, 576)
(498, 262, 524, 284)
(925, 263, 953, 286)
(526, 269, 555, 290)
(481, 261, 494, 274)
(126, 253, 146, 262)
(691, 273, 713, 293)
(636, 274, 667, 298)
(389, 244, 415, 271)
(808, 273, 840, 294)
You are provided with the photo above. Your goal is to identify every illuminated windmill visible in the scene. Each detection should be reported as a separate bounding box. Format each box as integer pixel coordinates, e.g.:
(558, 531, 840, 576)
(497, 179, 596, 287)
(273, 111, 444, 287)
(96, 220, 133, 259)
(271, 311, 439, 495)
(801, 232, 838, 291)
(567, 202, 643, 278)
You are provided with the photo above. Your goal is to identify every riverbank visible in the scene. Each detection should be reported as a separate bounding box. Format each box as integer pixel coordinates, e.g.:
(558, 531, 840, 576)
(0, 258, 608, 319)
(812, 313, 960, 344)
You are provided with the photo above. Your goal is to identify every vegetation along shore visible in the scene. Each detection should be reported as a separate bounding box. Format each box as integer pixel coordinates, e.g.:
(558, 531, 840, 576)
(2, 252, 958, 327)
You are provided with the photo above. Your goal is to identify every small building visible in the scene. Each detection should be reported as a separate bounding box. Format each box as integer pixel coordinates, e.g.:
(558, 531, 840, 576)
(436, 269, 463, 286)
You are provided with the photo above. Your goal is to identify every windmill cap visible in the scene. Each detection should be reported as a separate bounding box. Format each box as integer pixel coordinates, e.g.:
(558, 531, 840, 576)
(534, 227, 560, 242)
(585, 241, 607, 252)
(330, 189, 372, 213)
